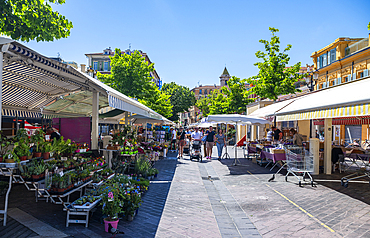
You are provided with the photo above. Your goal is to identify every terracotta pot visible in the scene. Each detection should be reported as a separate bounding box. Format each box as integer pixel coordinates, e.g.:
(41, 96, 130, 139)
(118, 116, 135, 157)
(33, 152, 42, 158)
(42, 152, 50, 160)
(4, 158, 15, 163)
(20, 156, 27, 161)
(0, 157, 3, 163)
(57, 188, 65, 193)
(27, 155, 33, 160)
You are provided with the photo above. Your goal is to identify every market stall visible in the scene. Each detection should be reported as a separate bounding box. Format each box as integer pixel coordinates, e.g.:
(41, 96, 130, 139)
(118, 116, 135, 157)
(205, 114, 271, 165)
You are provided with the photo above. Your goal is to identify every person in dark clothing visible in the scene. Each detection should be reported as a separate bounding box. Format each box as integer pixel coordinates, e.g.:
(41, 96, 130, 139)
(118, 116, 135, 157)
(47, 127, 61, 141)
(271, 126, 282, 142)
(205, 126, 216, 159)
(177, 127, 186, 159)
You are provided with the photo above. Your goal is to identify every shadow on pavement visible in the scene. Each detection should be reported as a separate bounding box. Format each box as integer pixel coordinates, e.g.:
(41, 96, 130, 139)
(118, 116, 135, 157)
(0, 156, 180, 238)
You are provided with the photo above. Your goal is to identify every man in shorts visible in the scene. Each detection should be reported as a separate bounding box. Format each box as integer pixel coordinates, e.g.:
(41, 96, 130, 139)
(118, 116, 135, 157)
(177, 127, 186, 158)
(205, 126, 216, 159)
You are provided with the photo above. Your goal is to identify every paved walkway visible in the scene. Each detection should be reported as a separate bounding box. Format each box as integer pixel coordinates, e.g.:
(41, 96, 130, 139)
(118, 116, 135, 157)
(3, 147, 370, 237)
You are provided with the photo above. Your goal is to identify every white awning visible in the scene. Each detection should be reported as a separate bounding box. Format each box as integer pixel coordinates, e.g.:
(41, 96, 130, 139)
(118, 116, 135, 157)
(248, 98, 296, 119)
(275, 77, 370, 121)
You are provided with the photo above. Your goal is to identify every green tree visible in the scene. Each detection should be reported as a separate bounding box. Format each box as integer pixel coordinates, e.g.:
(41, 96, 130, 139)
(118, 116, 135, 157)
(209, 90, 229, 115)
(196, 96, 210, 117)
(98, 49, 156, 100)
(247, 27, 305, 100)
(162, 82, 196, 121)
(98, 48, 173, 118)
(368, 22, 370, 30)
(0, 0, 73, 42)
(139, 88, 173, 119)
(224, 76, 254, 113)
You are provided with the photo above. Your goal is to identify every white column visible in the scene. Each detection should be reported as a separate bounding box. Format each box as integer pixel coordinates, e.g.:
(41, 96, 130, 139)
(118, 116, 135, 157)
(91, 91, 99, 150)
(310, 138, 320, 175)
(324, 118, 332, 174)
(0, 51, 3, 130)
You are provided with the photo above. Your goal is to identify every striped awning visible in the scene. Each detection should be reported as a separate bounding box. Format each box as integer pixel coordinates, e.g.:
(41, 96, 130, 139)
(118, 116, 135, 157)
(2, 109, 41, 118)
(313, 116, 370, 125)
(276, 103, 370, 121)
(275, 76, 370, 121)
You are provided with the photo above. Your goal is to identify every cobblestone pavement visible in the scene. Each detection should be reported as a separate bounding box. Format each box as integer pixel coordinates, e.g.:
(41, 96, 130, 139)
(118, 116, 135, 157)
(3, 147, 370, 237)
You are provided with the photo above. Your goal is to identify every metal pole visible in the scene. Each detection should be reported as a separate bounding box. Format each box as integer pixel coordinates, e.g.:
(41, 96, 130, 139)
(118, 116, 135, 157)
(91, 91, 99, 150)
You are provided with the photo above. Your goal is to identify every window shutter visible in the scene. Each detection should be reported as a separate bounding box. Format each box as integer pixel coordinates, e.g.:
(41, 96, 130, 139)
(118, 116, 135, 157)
(337, 77, 341, 85)
(323, 82, 326, 88)
(348, 74, 351, 82)
(353, 73, 356, 80)
(364, 69, 368, 77)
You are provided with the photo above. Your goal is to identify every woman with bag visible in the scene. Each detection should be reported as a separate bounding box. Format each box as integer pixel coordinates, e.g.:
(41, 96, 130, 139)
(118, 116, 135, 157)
(177, 127, 186, 159)
(215, 129, 226, 160)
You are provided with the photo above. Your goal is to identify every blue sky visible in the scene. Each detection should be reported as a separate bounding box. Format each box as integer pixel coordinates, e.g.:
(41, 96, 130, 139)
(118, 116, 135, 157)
(24, 0, 370, 89)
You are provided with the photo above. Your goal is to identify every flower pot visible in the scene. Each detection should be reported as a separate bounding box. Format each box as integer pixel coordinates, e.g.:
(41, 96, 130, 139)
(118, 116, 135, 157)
(33, 152, 42, 158)
(20, 156, 27, 161)
(4, 158, 15, 163)
(27, 155, 33, 160)
(42, 152, 50, 160)
(0, 157, 3, 163)
(104, 218, 119, 232)
(154, 174, 158, 178)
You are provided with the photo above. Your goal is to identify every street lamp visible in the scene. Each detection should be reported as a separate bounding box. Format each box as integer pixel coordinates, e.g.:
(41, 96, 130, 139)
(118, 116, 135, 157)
(307, 67, 319, 92)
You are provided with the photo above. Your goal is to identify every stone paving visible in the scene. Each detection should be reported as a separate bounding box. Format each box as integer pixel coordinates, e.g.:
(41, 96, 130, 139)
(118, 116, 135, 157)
(3, 147, 370, 237)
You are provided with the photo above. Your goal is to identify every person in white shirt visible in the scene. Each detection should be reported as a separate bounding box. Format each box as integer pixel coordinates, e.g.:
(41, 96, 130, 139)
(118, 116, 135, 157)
(191, 127, 203, 141)
(170, 128, 177, 151)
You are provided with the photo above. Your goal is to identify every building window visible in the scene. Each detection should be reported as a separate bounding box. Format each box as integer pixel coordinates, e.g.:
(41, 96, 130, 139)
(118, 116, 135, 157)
(93, 61, 98, 70)
(204, 89, 207, 95)
(199, 89, 202, 95)
(329, 48, 336, 64)
(104, 62, 109, 71)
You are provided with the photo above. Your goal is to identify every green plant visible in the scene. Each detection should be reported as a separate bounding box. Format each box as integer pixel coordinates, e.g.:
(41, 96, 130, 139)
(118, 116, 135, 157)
(34, 163, 46, 175)
(31, 129, 45, 153)
(14, 140, 31, 157)
(99, 183, 123, 221)
(14, 129, 29, 142)
(41, 142, 52, 153)
(0, 134, 11, 158)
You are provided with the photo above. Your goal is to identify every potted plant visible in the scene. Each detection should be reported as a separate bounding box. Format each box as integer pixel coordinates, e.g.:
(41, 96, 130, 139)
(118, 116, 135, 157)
(31, 129, 45, 158)
(14, 140, 31, 161)
(0, 134, 11, 162)
(32, 163, 46, 180)
(41, 142, 52, 160)
(99, 183, 123, 232)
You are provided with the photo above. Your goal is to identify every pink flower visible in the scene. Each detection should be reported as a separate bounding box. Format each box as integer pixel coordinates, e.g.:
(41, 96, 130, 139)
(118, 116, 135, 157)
(108, 192, 113, 199)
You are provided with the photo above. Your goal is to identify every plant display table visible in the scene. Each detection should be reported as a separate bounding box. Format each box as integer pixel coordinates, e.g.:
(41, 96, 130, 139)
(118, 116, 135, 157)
(0, 161, 28, 226)
(64, 195, 101, 227)
(99, 148, 120, 168)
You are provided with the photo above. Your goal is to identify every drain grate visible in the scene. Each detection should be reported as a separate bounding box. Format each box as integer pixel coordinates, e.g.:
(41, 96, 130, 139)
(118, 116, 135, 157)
(201, 176, 220, 180)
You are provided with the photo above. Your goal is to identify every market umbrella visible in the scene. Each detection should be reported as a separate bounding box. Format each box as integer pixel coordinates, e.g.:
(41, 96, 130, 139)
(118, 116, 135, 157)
(197, 122, 217, 128)
(205, 114, 271, 165)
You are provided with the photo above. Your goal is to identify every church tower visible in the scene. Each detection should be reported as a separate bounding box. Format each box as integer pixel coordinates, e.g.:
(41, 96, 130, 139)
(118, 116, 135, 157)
(219, 67, 231, 86)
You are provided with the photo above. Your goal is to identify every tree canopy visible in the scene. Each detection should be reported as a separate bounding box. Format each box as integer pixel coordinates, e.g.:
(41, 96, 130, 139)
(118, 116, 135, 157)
(0, 0, 73, 42)
(196, 76, 254, 116)
(98, 48, 173, 118)
(162, 82, 196, 121)
(246, 27, 305, 101)
(98, 49, 156, 100)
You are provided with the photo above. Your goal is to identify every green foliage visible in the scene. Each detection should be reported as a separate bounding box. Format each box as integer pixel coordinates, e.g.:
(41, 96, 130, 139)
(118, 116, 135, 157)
(196, 77, 253, 116)
(98, 49, 173, 118)
(368, 22, 370, 30)
(195, 96, 210, 117)
(98, 49, 156, 100)
(162, 82, 196, 121)
(31, 129, 45, 152)
(14, 140, 31, 157)
(208, 89, 229, 115)
(224, 77, 254, 113)
(0, 0, 73, 42)
(247, 27, 306, 100)
(138, 88, 173, 119)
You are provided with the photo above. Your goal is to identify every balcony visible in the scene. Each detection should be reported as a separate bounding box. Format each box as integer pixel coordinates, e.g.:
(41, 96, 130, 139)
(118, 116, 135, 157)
(345, 38, 369, 57)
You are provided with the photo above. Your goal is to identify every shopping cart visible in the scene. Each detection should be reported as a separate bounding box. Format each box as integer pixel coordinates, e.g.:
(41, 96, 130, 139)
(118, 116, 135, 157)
(340, 153, 370, 188)
(284, 145, 315, 187)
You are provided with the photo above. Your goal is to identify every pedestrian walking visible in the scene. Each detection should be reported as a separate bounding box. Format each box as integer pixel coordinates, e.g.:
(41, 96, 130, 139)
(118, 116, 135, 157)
(177, 127, 186, 158)
(205, 126, 216, 159)
(170, 128, 177, 152)
(215, 129, 226, 160)
(272, 126, 282, 143)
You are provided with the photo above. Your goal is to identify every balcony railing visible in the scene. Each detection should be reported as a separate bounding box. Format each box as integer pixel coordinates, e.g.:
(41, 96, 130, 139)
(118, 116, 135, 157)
(345, 38, 369, 57)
